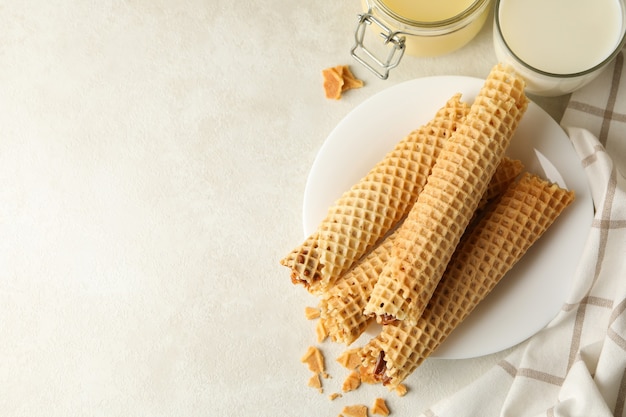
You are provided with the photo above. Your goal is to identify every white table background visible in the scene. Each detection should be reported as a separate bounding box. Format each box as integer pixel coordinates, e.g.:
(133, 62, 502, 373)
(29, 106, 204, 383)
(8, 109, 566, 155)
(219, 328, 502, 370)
(0, 1, 572, 416)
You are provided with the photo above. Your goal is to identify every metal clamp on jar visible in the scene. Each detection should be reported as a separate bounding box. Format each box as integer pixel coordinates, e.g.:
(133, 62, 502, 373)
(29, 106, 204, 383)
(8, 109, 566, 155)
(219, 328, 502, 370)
(351, 0, 492, 79)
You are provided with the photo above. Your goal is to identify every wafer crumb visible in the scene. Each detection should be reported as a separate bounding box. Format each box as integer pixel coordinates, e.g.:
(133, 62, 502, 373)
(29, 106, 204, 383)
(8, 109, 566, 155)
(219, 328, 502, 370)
(301, 346, 326, 376)
(322, 67, 343, 100)
(372, 398, 390, 416)
(329, 392, 342, 401)
(308, 374, 323, 393)
(339, 404, 368, 417)
(305, 306, 320, 320)
(395, 384, 408, 397)
(336, 348, 361, 370)
(316, 320, 328, 342)
(358, 365, 378, 385)
(342, 371, 361, 392)
(340, 66, 364, 92)
(322, 65, 363, 100)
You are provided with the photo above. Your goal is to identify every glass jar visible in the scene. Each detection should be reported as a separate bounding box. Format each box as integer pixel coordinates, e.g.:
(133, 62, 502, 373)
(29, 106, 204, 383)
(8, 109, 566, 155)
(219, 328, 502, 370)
(351, 0, 492, 79)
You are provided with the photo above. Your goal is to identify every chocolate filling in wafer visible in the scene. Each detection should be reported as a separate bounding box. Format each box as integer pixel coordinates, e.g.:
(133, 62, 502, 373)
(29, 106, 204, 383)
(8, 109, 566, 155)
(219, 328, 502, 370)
(373, 351, 392, 385)
(379, 314, 399, 325)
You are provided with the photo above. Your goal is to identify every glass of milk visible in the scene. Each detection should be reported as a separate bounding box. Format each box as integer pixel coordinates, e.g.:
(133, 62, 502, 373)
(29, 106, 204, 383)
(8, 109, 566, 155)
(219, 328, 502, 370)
(493, 0, 626, 96)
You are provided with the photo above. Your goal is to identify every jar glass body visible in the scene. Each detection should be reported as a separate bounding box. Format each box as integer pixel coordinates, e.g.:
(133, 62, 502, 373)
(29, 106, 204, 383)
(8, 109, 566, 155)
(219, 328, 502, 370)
(367, 0, 491, 56)
(352, 0, 492, 78)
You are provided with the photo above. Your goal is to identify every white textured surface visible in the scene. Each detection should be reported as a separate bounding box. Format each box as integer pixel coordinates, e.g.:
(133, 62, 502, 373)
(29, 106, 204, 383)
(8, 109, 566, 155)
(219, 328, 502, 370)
(0, 1, 570, 416)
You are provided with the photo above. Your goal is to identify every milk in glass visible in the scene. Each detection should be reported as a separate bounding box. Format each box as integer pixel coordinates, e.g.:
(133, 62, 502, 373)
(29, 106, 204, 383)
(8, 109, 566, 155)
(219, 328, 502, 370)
(494, 0, 626, 95)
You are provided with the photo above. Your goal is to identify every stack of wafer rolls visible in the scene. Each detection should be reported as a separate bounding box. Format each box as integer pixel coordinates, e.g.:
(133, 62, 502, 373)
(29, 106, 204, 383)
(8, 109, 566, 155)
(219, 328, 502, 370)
(359, 173, 575, 388)
(319, 157, 524, 345)
(281, 94, 470, 294)
(364, 63, 528, 326)
(282, 63, 576, 389)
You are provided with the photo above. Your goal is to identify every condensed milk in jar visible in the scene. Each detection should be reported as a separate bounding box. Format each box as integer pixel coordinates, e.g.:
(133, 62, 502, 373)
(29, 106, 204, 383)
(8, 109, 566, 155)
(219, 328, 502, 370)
(351, 0, 492, 79)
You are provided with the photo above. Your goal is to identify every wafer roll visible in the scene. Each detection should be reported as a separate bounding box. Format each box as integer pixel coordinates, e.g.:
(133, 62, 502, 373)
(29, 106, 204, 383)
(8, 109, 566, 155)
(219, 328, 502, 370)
(360, 173, 575, 388)
(315, 94, 470, 284)
(281, 95, 470, 293)
(319, 234, 394, 344)
(365, 64, 528, 325)
(319, 158, 524, 344)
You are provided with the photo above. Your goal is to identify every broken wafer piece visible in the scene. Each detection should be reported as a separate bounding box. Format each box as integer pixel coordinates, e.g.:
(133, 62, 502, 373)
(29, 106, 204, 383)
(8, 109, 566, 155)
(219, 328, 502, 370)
(360, 173, 575, 388)
(339, 405, 368, 417)
(359, 364, 379, 385)
(322, 65, 364, 99)
(340, 66, 364, 92)
(319, 157, 524, 345)
(308, 374, 323, 392)
(394, 384, 408, 397)
(342, 371, 361, 392)
(372, 398, 390, 416)
(316, 320, 328, 342)
(305, 306, 321, 320)
(365, 63, 528, 326)
(301, 346, 327, 377)
(322, 67, 344, 99)
(281, 94, 470, 293)
(337, 348, 362, 370)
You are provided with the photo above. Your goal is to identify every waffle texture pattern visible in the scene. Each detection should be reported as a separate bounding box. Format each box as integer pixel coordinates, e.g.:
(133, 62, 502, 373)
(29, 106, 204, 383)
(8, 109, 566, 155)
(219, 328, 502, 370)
(365, 64, 529, 325)
(281, 95, 470, 293)
(360, 173, 575, 387)
(319, 157, 524, 345)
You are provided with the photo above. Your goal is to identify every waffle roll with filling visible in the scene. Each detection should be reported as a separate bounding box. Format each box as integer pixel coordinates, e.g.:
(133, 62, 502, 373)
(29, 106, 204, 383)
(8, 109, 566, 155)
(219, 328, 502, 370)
(280, 94, 470, 293)
(319, 157, 524, 345)
(364, 64, 529, 325)
(359, 173, 575, 388)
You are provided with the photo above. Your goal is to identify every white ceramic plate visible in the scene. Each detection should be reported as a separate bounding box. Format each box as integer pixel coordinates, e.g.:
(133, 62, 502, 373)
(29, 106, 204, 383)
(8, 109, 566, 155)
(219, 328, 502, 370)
(303, 76, 593, 359)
